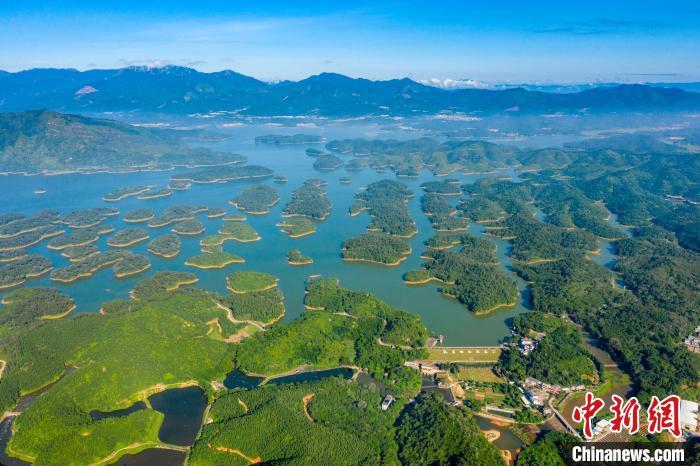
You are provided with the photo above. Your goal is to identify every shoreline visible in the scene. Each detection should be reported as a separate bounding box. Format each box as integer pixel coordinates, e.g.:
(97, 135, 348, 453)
(0, 160, 246, 178)
(186, 257, 245, 269)
(0, 229, 65, 252)
(288, 259, 313, 265)
(404, 276, 456, 286)
(226, 280, 279, 295)
(0, 253, 29, 264)
(0, 267, 52, 289)
(124, 215, 155, 223)
(473, 299, 519, 316)
(147, 248, 180, 259)
(137, 191, 173, 200)
(228, 235, 261, 243)
(342, 254, 409, 267)
(103, 187, 152, 202)
(40, 304, 77, 320)
(172, 227, 205, 236)
(51, 260, 121, 283)
(107, 236, 149, 247)
(114, 264, 151, 278)
(47, 236, 99, 250)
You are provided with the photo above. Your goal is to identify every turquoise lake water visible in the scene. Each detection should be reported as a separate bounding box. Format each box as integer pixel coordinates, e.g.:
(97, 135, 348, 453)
(0, 122, 536, 345)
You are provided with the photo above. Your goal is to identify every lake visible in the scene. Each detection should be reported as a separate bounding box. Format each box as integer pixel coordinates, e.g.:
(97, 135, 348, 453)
(0, 121, 536, 346)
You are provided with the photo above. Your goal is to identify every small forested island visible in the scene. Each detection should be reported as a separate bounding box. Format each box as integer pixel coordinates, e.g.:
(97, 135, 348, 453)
(219, 221, 261, 242)
(168, 179, 192, 190)
(61, 244, 99, 262)
(277, 217, 317, 238)
(107, 227, 149, 247)
(171, 164, 273, 184)
(123, 208, 155, 223)
(172, 219, 205, 236)
(230, 185, 280, 214)
(342, 232, 411, 266)
(147, 204, 207, 228)
(103, 185, 152, 202)
(147, 234, 181, 258)
(352, 180, 417, 237)
(283, 179, 332, 220)
(0, 225, 65, 252)
(51, 250, 151, 282)
(137, 187, 172, 200)
(112, 252, 151, 278)
(206, 207, 227, 218)
(0, 287, 75, 326)
(186, 251, 245, 269)
(420, 180, 461, 196)
(130, 270, 199, 299)
(287, 248, 313, 265)
(422, 193, 457, 217)
(0, 224, 64, 251)
(0, 209, 59, 237)
(47, 225, 113, 250)
(313, 153, 344, 171)
(61, 207, 118, 228)
(0, 249, 28, 263)
(405, 238, 519, 314)
(255, 134, 324, 145)
(200, 235, 233, 252)
(227, 270, 279, 294)
(222, 213, 246, 222)
(0, 255, 52, 288)
(0, 212, 25, 227)
(345, 158, 369, 171)
(430, 215, 469, 232)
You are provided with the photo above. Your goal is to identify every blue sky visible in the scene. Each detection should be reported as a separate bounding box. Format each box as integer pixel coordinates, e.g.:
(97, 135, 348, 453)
(1, 1, 699, 84)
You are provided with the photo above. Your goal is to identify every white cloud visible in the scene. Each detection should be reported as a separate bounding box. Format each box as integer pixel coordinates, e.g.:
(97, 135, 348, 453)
(420, 78, 489, 89)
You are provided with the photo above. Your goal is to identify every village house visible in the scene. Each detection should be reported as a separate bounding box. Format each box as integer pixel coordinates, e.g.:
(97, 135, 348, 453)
(683, 326, 700, 354)
(519, 337, 535, 355)
(381, 395, 395, 411)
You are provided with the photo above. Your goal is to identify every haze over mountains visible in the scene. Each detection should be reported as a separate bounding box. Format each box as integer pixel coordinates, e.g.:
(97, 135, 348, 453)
(0, 109, 243, 174)
(1, 66, 700, 116)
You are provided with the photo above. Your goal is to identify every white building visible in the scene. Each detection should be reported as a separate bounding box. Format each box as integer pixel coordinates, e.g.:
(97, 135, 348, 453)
(381, 395, 395, 411)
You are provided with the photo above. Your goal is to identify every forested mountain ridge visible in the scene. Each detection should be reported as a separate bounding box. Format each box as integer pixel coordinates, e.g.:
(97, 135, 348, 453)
(0, 109, 243, 173)
(1, 66, 700, 115)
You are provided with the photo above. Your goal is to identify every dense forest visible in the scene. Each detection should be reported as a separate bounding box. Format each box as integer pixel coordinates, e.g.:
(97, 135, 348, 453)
(230, 185, 280, 214)
(395, 393, 503, 466)
(342, 232, 411, 265)
(283, 179, 332, 220)
(499, 314, 599, 387)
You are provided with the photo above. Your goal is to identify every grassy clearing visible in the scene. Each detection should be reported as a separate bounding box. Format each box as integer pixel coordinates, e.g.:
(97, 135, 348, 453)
(458, 366, 505, 383)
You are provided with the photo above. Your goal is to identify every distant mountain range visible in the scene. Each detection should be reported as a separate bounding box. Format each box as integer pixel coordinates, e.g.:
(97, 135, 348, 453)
(1, 66, 699, 116)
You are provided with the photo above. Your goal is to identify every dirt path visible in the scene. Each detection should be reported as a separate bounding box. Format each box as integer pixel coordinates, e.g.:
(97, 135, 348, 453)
(376, 337, 411, 351)
(89, 442, 188, 466)
(238, 398, 249, 413)
(212, 300, 266, 331)
(213, 445, 262, 464)
(0, 360, 6, 380)
(302, 394, 315, 422)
